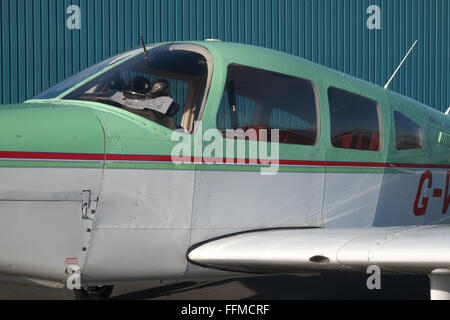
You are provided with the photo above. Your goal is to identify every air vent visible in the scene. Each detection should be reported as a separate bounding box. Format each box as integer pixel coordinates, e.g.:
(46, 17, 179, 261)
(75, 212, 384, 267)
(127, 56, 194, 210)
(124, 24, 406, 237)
(309, 255, 330, 264)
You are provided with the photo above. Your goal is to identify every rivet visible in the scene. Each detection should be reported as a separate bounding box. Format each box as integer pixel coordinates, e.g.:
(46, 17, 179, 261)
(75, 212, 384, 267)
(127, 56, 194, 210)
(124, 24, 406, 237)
(91, 210, 96, 214)
(82, 247, 87, 252)
(87, 228, 92, 233)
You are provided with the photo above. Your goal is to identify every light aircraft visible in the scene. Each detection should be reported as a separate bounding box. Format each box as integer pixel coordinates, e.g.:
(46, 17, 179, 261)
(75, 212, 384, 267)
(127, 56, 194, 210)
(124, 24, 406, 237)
(0, 41, 449, 300)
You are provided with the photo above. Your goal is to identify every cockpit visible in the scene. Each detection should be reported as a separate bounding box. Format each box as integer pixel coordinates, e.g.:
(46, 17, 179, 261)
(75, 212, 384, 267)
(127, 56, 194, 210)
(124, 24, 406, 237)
(35, 44, 212, 133)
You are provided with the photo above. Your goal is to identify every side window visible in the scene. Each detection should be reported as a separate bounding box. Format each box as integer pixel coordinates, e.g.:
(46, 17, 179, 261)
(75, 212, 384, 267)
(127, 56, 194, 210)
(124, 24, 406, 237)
(328, 87, 381, 151)
(394, 111, 424, 150)
(216, 64, 319, 146)
(217, 94, 256, 130)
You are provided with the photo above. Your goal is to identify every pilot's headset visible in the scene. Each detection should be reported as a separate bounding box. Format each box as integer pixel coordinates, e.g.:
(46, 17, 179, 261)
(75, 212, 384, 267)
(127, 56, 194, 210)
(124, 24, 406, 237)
(151, 78, 179, 116)
(123, 76, 152, 100)
(151, 79, 170, 97)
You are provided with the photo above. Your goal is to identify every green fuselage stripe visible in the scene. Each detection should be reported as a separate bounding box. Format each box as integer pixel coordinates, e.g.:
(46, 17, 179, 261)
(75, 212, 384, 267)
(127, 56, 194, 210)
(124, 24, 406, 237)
(0, 160, 104, 169)
(0, 159, 422, 174)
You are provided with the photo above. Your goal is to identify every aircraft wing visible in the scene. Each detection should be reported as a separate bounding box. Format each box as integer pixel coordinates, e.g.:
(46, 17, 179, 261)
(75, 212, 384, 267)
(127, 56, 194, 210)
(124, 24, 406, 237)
(188, 226, 450, 274)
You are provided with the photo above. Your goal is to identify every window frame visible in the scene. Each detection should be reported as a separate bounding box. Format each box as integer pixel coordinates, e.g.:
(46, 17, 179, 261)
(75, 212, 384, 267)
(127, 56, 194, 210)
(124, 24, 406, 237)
(328, 86, 383, 152)
(55, 44, 214, 134)
(217, 63, 322, 147)
(394, 111, 425, 151)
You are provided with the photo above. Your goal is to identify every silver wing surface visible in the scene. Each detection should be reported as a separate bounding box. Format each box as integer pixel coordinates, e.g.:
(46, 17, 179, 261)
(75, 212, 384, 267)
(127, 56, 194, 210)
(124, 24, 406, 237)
(188, 226, 450, 274)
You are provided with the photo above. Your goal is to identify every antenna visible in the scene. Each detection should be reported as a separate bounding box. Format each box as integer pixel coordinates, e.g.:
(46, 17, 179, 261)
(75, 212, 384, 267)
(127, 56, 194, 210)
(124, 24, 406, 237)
(140, 36, 149, 64)
(384, 40, 418, 89)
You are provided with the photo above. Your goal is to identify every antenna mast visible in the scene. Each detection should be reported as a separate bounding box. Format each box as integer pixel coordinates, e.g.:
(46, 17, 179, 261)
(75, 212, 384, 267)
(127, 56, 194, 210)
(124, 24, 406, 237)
(384, 40, 418, 89)
(140, 36, 149, 64)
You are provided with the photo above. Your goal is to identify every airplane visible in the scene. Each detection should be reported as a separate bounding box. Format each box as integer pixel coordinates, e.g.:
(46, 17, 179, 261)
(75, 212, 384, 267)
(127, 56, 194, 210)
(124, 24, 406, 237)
(0, 40, 449, 300)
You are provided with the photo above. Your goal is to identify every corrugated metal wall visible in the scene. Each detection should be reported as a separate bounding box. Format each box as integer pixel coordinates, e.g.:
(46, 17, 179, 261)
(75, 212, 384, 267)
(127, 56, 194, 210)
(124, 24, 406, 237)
(1, 0, 449, 112)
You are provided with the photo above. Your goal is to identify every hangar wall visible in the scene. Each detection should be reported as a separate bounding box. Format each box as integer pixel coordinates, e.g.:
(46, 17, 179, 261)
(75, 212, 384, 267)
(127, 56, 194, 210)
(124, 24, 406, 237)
(0, 0, 449, 112)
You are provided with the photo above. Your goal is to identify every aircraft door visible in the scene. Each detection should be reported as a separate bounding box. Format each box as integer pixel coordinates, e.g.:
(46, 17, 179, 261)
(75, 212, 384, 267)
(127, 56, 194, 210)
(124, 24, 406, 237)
(190, 64, 325, 243)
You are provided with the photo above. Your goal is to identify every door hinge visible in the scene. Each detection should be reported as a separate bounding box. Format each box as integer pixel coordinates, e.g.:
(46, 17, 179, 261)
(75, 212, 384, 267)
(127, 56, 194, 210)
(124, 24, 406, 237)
(81, 190, 92, 220)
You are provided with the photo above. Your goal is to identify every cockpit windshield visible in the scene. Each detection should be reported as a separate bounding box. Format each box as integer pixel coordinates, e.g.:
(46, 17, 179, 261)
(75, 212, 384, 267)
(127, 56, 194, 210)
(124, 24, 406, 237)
(44, 44, 210, 132)
(34, 48, 142, 100)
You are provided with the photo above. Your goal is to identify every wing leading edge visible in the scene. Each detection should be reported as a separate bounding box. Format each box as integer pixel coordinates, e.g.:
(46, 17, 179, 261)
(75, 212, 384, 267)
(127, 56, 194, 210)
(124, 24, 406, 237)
(188, 226, 450, 275)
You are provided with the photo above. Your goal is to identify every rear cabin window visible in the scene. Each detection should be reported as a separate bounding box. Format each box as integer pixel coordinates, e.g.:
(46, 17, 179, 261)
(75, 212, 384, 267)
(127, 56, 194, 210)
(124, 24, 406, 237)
(216, 64, 319, 146)
(394, 112, 424, 150)
(328, 87, 381, 151)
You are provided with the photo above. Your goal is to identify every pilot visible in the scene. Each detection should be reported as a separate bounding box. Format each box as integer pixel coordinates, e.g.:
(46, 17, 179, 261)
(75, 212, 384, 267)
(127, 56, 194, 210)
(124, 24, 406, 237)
(120, 77, 179, 130)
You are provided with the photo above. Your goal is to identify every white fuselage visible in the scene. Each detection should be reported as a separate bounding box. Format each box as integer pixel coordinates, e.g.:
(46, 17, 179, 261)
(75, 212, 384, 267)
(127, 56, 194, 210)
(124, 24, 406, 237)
(1, 159, 448, 287)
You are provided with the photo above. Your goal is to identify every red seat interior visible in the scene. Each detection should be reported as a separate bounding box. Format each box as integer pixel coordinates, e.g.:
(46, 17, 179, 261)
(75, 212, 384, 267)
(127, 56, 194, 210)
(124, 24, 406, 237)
(339, 133, 354, 149)
(334, 131, 379, 151)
